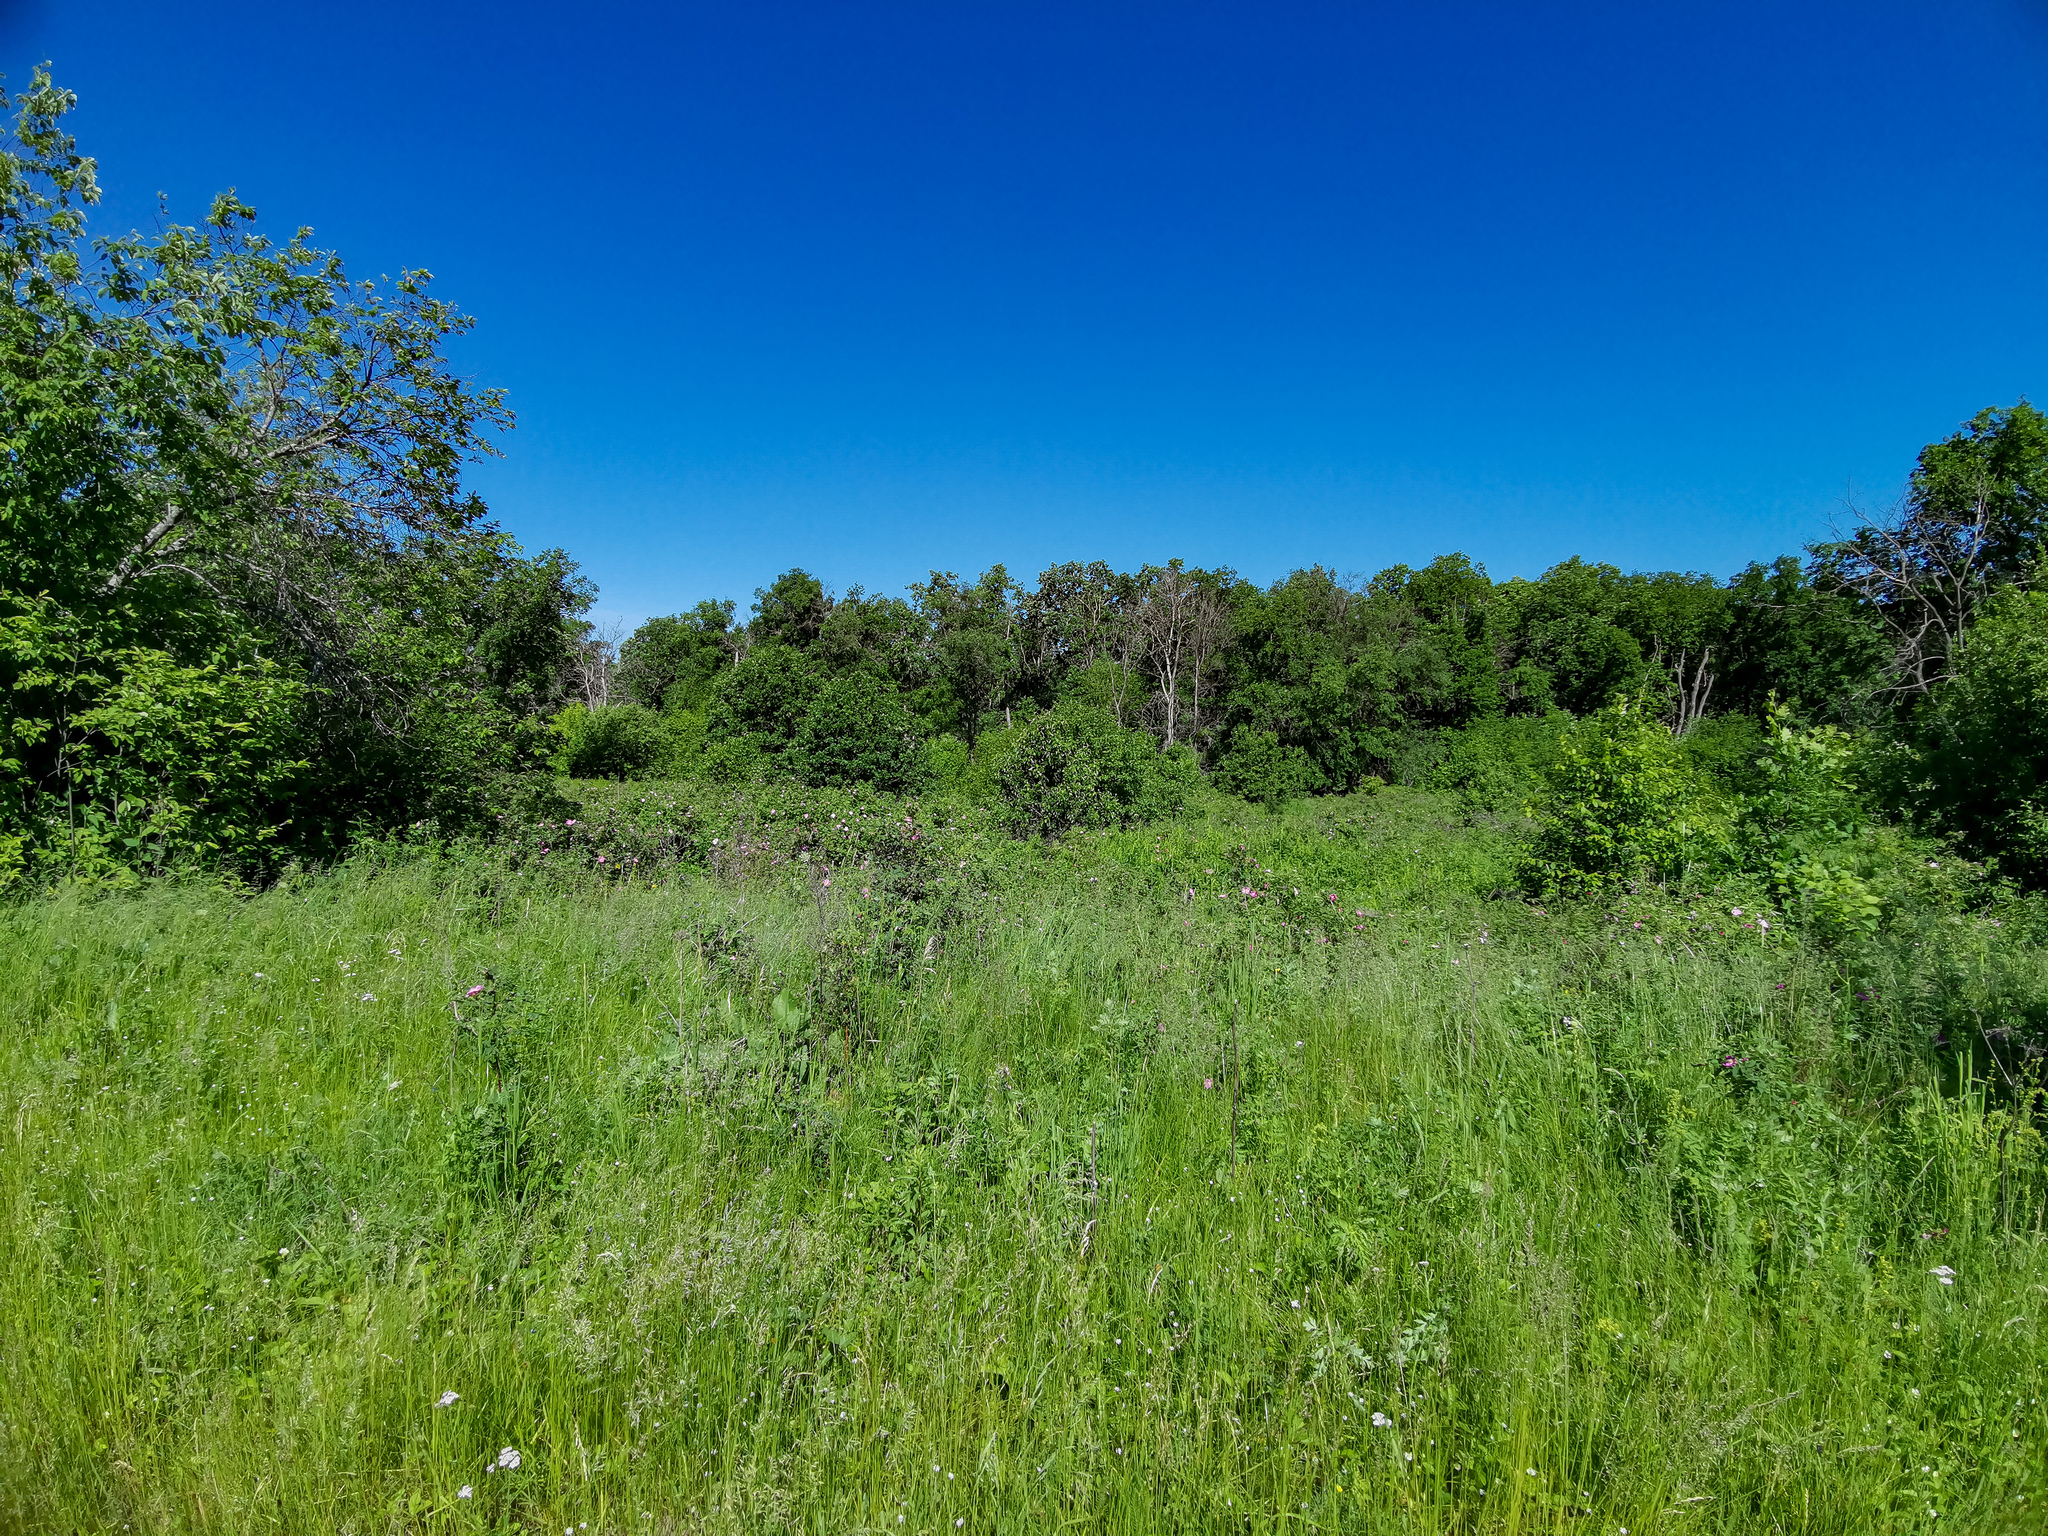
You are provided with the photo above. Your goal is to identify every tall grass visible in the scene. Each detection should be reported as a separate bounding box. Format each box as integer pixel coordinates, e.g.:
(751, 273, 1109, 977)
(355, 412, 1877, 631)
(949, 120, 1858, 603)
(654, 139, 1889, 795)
(0, 788, 2041, 1532)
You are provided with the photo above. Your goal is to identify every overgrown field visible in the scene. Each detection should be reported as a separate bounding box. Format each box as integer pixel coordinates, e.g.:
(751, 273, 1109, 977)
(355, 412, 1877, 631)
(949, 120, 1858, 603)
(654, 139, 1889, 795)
(3, 785, 2044, 1534)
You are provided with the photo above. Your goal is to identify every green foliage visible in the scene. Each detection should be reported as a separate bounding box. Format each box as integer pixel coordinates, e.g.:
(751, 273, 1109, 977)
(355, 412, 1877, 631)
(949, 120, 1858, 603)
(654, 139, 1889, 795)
(1676, 709, 1766, 793)
(700, 733, 766, 784)
(1422, 714, 1567, 813)
(1520, 699, 1724, 895)
(1212, 725, 1320, 806)
(923, 732, 971, 791)
(0, 71, 591, 874)
(1903, 588, 2048, 884)
(1735, 707, 1864, 853)
(996, 704, 1198, 836)
(1719, 556, 1886, 718)
(792, 673, 928, 791)
(0, 596, 306, 877)
(705, 643, 821, 757)
(616, 599, 733, 713)
(1910, 400, 2048, 582)
(550, 703, 668, 781)
(913, 567, 1020, 745)
(751, 568, 830, 650)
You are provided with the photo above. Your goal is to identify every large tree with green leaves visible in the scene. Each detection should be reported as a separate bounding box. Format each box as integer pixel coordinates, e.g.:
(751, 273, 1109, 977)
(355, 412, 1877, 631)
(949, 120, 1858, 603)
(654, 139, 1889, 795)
(1816, 402, 2048, 696)
(0, 70, 590, 873)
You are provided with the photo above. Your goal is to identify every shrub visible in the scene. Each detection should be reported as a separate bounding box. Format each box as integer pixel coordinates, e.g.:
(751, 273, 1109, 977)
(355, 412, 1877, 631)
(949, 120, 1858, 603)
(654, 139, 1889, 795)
(996, 704, 1196, 836)
(658, 707, 709, 776)
(925, 734, 971, 791)
(792, 673, 928, 791)
(1677, 712, 1766, 795)
(704, 644, 821, 758)
(0, 603, 309, 879)
(1519, 699, 1724, 896)
(1424, 715, 1567, 813)
(1904, 589, 2048, 884)
(1212, 727, 1320, 807)
(700, 734, 765, 784)
(552, 703, 667, 780)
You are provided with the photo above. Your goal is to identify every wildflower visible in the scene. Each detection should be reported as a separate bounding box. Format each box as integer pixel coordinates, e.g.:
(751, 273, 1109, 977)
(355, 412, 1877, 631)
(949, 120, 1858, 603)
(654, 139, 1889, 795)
(497, 1447, 521, 1470)
(1204, 1078, 1214, 1090)
(359, 992, 377, 1002)
(466, 985, 485, 998)
(388, 1080, 401, 1090)
(436, 1391, 460, 1408)
(1731, 907, 1743, 917)
(456, 1486, 473, 1499)
(1371, 1411, 1391, 1427)
(1931, 1266, 1956, 1285)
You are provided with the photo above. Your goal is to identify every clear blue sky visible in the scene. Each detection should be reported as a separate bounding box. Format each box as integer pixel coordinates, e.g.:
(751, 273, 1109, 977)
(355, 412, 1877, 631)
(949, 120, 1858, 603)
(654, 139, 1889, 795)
(6, 1, 2045, 627)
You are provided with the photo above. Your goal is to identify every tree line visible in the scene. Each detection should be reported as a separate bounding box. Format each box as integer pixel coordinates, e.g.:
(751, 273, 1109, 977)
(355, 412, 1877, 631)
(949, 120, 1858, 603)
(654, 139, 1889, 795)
(5, 70, 2047, 885)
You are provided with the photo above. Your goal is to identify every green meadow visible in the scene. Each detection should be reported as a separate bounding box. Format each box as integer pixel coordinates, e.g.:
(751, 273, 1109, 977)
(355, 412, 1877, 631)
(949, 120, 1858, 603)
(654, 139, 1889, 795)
(4, 783, 2041, 1534)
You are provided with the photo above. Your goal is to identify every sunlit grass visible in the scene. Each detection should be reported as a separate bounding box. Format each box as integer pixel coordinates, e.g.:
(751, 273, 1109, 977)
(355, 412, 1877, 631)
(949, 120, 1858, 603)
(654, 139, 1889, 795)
(0, 788, 2042, 1532)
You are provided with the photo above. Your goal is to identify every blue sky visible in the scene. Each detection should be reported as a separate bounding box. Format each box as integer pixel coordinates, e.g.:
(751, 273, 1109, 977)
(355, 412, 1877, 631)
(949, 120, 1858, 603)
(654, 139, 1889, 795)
(6, 1, 2045, 627)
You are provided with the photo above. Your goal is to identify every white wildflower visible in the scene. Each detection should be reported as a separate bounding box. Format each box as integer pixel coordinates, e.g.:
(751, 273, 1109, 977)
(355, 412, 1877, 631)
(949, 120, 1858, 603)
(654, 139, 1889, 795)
(497, 1446, 521, 1470)
(436, 1390, 460, 1408)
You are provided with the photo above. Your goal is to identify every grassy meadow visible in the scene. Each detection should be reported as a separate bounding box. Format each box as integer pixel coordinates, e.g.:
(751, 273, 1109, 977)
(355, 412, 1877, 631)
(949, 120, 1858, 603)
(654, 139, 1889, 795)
(2, 783, 2044, 1533)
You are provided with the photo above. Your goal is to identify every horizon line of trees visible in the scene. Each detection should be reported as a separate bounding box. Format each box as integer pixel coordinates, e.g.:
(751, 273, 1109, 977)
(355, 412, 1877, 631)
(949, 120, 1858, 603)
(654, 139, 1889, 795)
(573, 388, 2043, 795)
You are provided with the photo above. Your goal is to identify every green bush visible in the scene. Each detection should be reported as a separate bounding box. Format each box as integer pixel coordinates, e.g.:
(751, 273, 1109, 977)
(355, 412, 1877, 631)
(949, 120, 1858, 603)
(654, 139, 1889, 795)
(924, 733, 971, 791)
(704, 644, 821, 758)
(1677, 711, 1766, 795)
(792, 673, 928, 791)
(1423, 715, 1567, 813)
(658, 707, 709, 776)
(996, 704, 1198, 836)
(1729, 704, 1876, 935)
(700, 734, 765, 784)
(0, 599, 308, 879)
(551, 703, 667, 780)
(1212, 726, 1320, 806)
(1519, 700, 1725, 896)
(1904, 589, 2048, 884)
